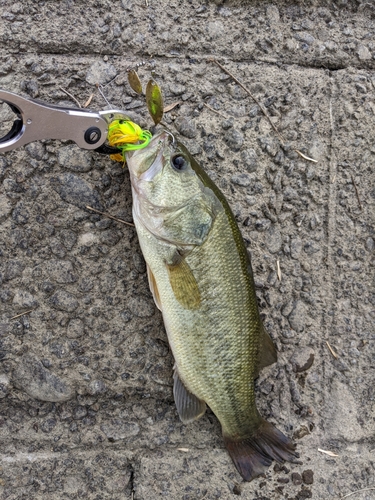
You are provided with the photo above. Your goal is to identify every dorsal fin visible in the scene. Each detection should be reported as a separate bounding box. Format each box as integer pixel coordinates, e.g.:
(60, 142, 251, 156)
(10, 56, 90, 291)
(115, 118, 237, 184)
(146, 264, 162, 311)
(255, 323, 278, 378)
(173, 370, 206, 423)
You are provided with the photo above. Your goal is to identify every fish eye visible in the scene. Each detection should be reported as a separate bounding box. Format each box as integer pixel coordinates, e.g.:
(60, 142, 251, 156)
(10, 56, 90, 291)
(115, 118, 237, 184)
(171, 154, 189, 172)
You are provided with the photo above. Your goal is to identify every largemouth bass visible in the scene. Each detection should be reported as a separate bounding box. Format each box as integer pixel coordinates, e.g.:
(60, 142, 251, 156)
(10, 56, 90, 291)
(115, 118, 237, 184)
(126, 129, 296, 480)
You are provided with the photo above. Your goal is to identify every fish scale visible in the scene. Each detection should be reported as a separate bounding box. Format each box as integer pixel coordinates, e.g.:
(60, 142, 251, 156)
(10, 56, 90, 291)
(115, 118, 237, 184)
(127, 129, 296, 481)
(137, 208, 258, 429)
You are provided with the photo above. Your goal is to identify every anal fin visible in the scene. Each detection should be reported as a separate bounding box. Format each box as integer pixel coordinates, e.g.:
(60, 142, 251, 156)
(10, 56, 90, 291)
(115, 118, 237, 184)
(173, 370, 206, 423)
(255, 323, 278, 378)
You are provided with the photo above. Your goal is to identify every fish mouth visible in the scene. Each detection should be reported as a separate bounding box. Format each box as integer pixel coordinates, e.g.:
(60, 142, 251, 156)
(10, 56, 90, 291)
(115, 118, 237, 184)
(126, 129, 174, 181)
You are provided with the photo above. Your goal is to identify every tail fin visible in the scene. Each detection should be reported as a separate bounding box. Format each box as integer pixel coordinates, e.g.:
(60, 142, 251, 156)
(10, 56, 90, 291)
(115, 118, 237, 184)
(223, 420, 297, 481)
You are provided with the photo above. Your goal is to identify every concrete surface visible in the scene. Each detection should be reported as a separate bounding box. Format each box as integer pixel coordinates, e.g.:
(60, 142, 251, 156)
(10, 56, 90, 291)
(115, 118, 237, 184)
(0, 1, 374, 499)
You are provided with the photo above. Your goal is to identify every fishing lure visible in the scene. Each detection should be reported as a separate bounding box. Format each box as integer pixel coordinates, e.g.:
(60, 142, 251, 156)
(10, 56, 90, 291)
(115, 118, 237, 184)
(107, 119, 152, 162)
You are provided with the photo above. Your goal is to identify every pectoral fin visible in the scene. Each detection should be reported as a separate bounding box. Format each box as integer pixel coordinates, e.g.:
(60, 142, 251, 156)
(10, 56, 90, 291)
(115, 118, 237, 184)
(146, 265, 162, 311)
(173, 370, 206, 423)
(166, 256, 201, 310)
(255, 323, 278, 378)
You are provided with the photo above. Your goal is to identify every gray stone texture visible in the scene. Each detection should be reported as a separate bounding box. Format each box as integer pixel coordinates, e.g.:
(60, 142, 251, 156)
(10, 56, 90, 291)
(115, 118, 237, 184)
(0, 1, 375, 499)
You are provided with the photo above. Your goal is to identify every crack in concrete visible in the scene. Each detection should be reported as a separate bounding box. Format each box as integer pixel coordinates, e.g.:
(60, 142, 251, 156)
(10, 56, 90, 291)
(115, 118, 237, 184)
(324, 76, 338, 415)
(1, 50, 372, 74)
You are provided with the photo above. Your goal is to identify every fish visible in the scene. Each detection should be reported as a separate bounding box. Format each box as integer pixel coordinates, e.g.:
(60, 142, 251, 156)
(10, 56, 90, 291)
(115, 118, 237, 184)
(125, 129, 296, 481)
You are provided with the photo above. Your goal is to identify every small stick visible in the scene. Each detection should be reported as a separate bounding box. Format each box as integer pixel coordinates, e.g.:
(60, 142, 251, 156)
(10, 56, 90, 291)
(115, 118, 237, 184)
(10, 310, 34, 320)
(203, 103, 228, 120)
(83, 93, 95, 108)
(86, 206, 134, 227)
(97, 83, 111, 107)
(318, 448, 339, 457)
(164, 101, 183, 113)
(351, 174, 362, 211)
(102, 74, 119, 88)
(59, 87, 81, 108)
(210, 59, 286, 145)
(326, 341, 338, 359)
(340, 487, 375, 499)
(210, 59, 318, 163)
(276, 259, 282, 281)
(295, 150, 318, 163)
(177, 448, 190, 452)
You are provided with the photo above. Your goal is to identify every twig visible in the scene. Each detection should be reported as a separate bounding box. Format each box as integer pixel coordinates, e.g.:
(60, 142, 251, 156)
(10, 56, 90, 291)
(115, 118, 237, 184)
(59, 87, 81, 108)
(276, 259, 281, 281)
(295, 150, 318, 163)
(96, 83, 111, 107)
(351, 175, 362, 211)
(318, 448, 339, 457)
(10, 310, 34, 320)
(326, 341, 338, 359)
(102, 74, 119, 88)
(86, 206, 134, 227)
(83, 93, 95, 108)
(210, 59, 318, 163)
(164, 101, 183, 113)
(203, 103, 229, 120)
(210, 59, 286, 145)
(340, 487, 375, 499)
